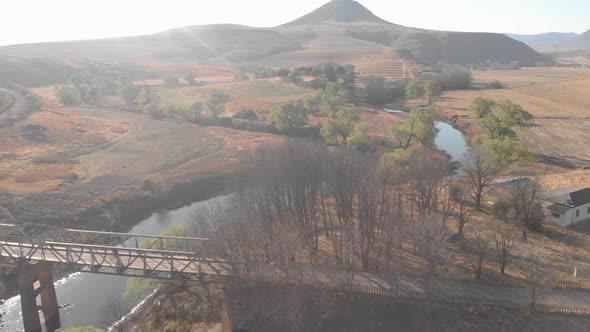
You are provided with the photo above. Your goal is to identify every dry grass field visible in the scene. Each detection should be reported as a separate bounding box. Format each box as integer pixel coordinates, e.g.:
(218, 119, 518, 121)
(472, 67, 590, 87)
(0, 82, 287, 194)
(437, 80, 590, 120)
(177, 79, 314, 115)
(521, 119, 590, 168)
(436, 67, 590, 168)
(557, 56, 590, 66)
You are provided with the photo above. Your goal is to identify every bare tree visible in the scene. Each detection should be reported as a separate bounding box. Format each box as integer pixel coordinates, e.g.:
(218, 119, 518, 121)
(466, 228, 489, 279)
(510, 177, 545, 242)
(463, 147, 500, 209)
(415, 212, 450, 299)
(522, 251, 548, 312)
(102, 297, 130, 332)
(494, 223, 517, 274)
(406, 152, 449, 216)
(450, 184, 471, 236)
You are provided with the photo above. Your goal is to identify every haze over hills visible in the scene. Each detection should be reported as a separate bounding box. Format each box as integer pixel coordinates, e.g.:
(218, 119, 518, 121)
(505, 32, 580, 47)
(0, 0, 548, 70)
(506, 30, 590, 52)
(552, 30, 590, 51)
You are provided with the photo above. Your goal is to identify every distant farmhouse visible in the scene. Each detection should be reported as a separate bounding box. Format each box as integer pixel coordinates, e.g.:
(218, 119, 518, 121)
(547, 188, 590, 227)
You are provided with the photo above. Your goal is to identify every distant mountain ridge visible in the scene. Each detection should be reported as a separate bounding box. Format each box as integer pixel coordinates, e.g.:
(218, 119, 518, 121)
(0, 0, 549, 68)
(505, 32, 579, 47)
(506, 30, 590, 52)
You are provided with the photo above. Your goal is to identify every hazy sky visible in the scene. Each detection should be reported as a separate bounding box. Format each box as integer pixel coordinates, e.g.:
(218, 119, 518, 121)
(1, 0, 588, 46)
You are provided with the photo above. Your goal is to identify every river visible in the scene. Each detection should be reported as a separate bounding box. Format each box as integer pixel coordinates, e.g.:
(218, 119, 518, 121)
(0, 196, 225, 331)
(434, 121, 468, 163)
(0, 121, 468, 331)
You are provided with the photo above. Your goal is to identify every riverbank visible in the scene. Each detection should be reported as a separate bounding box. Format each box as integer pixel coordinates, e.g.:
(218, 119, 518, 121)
(0, 170, 234, 302)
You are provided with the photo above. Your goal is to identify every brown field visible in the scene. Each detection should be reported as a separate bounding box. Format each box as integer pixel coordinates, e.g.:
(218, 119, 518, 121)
(437, 85, 590, 119)
(0, 82, 287, 193)
(437, 69, 590, 168)
(178, 79, 314, 116)
(354, 49, 407, 80)
(558, 56, 590, 66)
(521, 119, 590, 168)
(136, 62, 235, 77)
(472, 67, 590, 87)
(0, 88, 130, 192)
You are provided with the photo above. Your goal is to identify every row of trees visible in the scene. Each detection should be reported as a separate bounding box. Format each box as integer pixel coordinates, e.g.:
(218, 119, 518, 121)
(195, 140, 548, 302)
(267, 82, 369, 147)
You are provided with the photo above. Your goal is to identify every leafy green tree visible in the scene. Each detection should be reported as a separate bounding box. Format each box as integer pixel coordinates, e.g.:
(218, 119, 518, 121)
(320, 119, 341, 145)
(56, 85, 80, 106)
(205, 100, 224, 118)
(324, 65, 338, 82)
(210, 89, 232, 104)
(391, 107, 437, 149)
(379, 148, 414, 180)
(119, 84, 140, 104)
(321, 107, 360, 145)
(470, 98, 496, 118)
(184, 72, 198, 85)
(495, 100, 533, 129)
(304, 93, 322, 113)
(482, 137, 532, 165)
(321, 84, 345, 118)
(233, 109, 258, 120)
(269, 103, 308, 132)
(347, 123, 372, 149)
(423, 80, 442, 105)
(405, 79, 426, 99)
(487, 80, 505, 89)
(480, 100, 533, 139)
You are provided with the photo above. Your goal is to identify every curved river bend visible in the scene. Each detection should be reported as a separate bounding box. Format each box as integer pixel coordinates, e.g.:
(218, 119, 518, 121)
(0, 122, 467, 331)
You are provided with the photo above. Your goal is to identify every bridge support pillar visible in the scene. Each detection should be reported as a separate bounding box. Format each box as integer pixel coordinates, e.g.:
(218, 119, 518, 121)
(17, 261, 60, 332)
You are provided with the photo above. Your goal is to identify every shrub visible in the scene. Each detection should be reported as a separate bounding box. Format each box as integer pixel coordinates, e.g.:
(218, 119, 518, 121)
(435, 65, 473, 91)
(233, 109, 258, 121)
(487, 80, 505, 89)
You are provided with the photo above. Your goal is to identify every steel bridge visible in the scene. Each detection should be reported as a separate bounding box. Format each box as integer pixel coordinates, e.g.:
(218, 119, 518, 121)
(0, 223, 231, 332)
(0, 224, 231, 280)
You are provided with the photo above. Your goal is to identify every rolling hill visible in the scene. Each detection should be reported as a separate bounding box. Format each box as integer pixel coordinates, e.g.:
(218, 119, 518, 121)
(0, 0, 549, 70)
(553, 30, 590, 51)
(505, 32, 579, 48)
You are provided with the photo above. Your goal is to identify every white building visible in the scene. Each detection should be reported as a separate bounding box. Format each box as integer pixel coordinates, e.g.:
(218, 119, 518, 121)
(547, 188, 590, 227)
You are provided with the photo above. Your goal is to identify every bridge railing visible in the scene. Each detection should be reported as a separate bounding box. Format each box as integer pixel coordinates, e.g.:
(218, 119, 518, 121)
(67, 229, 210, 252)
(0, 236, 231, 279)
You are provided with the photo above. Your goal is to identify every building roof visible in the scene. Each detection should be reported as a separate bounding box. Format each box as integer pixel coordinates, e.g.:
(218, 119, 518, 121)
(569, 188, 590, 207)
(547, 203, 571, 214)
(547, 188, 590, 208)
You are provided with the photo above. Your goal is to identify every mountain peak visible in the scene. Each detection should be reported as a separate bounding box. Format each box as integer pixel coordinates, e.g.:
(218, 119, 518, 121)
(283, 0, 391, 26)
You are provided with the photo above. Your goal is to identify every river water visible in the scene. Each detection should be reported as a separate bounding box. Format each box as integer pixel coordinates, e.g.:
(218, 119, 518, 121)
(0, 196, 225, 331)
(434, 121, 468, 163)
(0, 121, 468, 331)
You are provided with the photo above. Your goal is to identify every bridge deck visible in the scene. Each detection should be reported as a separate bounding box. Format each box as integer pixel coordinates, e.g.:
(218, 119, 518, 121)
(0, 239, 231, 279)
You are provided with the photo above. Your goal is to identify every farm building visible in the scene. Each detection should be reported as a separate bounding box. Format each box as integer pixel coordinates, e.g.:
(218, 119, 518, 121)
(547, 188, 590, 227)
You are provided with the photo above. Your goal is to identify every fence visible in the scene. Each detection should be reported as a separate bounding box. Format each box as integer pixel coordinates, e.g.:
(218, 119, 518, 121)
(292, 254, 583, 289)
(239, 271, 590, 316)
